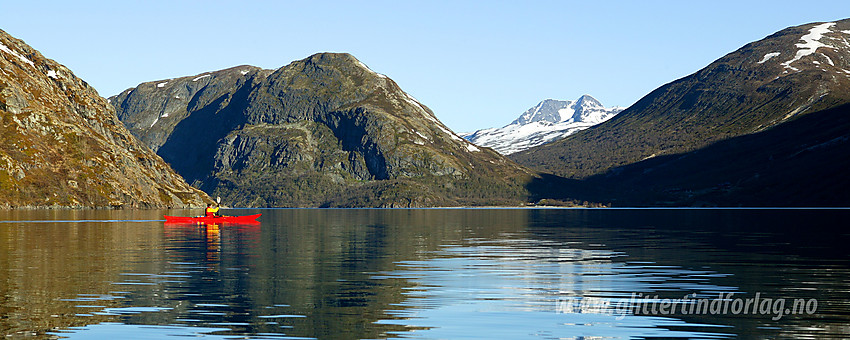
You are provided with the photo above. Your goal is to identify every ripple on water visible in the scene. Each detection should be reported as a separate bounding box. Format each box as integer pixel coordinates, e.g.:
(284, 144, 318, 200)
(375, 239, 738, 339)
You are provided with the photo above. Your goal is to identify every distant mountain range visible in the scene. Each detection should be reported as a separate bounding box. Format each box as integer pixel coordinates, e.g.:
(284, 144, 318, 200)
(0, 29, 209, 208)
(461, 95, 623, 154)
(510, 19, 850, 206)
(111, 53, 539, 207)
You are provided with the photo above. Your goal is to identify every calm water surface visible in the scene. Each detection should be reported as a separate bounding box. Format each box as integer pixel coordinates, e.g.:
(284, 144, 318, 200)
(0, 208, 848, 339)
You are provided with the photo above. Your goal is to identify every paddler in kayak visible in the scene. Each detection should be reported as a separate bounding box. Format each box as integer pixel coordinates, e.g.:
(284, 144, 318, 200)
(205, 204, 220, 217)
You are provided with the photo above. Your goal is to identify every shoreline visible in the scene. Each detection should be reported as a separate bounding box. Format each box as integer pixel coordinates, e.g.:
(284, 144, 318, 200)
(2, 206, 847, 211)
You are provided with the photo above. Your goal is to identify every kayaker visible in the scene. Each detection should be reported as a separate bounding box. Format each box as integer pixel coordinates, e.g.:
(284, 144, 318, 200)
(205, 204, 220, 217)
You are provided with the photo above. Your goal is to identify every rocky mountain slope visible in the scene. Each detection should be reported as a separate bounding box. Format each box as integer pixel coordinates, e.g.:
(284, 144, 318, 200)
(0, 29, 210, 208)
(461, 95, 622, 154)
(511, 20, 850, 206)
(111, 53, 538, 207)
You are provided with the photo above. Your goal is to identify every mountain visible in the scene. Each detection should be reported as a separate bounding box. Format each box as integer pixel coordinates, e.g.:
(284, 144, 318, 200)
(510, 20, 850, 206)
(578, 102, 850, 206)
(110, 53, 539, 207)
(0, 29, 209, 208)
(461, 95, 623, 155)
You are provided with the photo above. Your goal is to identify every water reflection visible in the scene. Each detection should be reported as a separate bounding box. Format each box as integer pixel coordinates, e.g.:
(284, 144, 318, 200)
(376, 240, 735, 339)
(0, 209, 848, 339)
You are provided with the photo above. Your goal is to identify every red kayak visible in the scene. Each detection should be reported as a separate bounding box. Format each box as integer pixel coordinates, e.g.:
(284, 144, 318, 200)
(164, 214, 262, 224)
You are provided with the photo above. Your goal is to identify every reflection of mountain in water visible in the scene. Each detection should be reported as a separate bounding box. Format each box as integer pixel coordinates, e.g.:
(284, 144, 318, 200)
(1, 209, 849, 339)
(377, 239, 736, 339)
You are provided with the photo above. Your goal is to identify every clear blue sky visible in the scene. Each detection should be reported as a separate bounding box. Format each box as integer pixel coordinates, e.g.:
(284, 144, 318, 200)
(3, 1, 849, 132)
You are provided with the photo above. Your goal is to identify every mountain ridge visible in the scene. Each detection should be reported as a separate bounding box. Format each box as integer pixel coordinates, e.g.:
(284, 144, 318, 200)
(112, 53, 540, 208)
(0, 29, 210, 208)
(512, 19, 850, 179)
(509, 19, 850, 206)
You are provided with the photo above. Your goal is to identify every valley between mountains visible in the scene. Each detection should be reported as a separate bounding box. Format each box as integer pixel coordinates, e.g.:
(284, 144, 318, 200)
(511, 19, 850, 206)
(2, 19, 849, 208)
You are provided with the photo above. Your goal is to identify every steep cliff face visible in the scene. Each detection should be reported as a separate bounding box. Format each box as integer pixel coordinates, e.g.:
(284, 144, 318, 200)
(113, 65, 272, 153)
(0, 29, 209, 208)
(112, 53, 537, 207)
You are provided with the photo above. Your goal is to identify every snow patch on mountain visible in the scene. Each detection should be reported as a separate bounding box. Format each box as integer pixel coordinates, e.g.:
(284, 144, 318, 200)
(0, 42, 35, 67)
(406, 92, 466, 143)
(356, 60, 388, 78)
(758, 52, 780, 64)
(462, 95, 623, 155)
(781, 22, 836, 71)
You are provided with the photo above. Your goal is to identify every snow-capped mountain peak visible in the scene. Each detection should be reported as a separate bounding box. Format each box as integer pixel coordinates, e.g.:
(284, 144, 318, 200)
(463, 95, 623, 155)
(511, 99, 571, 125)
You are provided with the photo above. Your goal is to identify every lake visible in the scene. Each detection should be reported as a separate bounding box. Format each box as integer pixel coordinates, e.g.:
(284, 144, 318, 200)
(0, 208, 848, 339)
